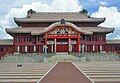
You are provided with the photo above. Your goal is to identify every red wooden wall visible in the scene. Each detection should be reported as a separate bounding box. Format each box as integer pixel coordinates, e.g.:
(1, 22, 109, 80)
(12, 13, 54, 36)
(0, 45, 14, 59)
(105, 44, 120, 54)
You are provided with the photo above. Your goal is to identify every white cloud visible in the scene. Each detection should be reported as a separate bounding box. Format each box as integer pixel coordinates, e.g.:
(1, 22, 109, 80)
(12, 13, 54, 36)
(91, 6, 120, 28)
(91, 6, 120, 39)
(114, 35, 120, 39)
(99, 1, 107, 6)
(0, 0, 82, 39)
(89, 0, 97, 2)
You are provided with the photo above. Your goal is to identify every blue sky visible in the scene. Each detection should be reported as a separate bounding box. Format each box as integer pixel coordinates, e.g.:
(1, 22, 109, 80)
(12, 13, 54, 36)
(1, 0, 120, 15)
(80, 0, 120, 14)
(0, 0, 120, 39)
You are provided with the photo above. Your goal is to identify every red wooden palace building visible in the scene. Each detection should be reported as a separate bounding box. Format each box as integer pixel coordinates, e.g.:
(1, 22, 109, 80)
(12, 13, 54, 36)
(0, 9, 120, 58)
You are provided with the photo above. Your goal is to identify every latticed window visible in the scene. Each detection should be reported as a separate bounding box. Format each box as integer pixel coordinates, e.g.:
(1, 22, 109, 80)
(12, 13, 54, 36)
(92, 37, 94, 41)
(115, 46, 117, 50)
(16, 38, 19, 42)
(86, 36, 91, 41)
(118, 46, 120, 50)
(89, 37, 91, 41)
(102, 37, 105, 41)
(27, 46, 33, 52)
(29, 37, 32, 42)
(80, 36, 85, 40)
(95, 37, 97, 41)
(0, 47, 3, 52)
(26, 37, 29, 42)
(36, 36, 39, 41)
(23, 37, 26, 42)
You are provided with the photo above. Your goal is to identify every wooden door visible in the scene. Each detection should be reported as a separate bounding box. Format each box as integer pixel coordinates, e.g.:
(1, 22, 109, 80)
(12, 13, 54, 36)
(56, 44, 68, 52)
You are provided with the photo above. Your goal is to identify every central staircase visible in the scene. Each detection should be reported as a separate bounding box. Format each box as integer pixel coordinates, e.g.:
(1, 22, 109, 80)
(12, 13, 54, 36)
(46, 53, 80, 62)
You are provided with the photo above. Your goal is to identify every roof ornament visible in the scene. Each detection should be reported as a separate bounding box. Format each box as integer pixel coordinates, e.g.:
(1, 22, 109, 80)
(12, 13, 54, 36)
(27, 9, 36, 14)
(60, 18, 65, 24)
(27, 9, 36, 18)
(79, 9, 88, 14)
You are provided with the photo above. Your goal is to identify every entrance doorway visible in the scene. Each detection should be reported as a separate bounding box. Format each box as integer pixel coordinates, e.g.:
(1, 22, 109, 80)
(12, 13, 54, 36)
(56, 44, 68, 52)
(46, 38, 80, 53)
(56, 39, 68, 52)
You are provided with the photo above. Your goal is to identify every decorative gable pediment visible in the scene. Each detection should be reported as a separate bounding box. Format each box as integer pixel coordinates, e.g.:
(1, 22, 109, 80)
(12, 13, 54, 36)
(48, 26, 79, 35)
(57, 28, 68, 34)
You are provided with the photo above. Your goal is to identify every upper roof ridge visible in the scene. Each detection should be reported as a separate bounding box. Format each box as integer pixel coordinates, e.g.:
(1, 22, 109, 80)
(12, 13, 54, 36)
(35, 12, 79, 14)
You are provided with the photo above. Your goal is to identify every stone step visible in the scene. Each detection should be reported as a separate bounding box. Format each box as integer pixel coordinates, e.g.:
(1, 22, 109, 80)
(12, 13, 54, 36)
(88, 75, 120, 77)
(0, 76, 43, 79)
(93, 79, 120, 83)
(84, 71, 120, 73)
(0, 73, 44, 76)
(89, 76, 120, 79)
(56, 52, 68, 55)
(0, 72, 46, 74)
(86, 73, 120, 76)
(0, 79, 39, 83)
(0, 69, 51, 71)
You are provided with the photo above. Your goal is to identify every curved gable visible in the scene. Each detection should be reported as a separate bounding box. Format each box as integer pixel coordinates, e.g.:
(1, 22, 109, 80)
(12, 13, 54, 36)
(42, 22, 88, 35)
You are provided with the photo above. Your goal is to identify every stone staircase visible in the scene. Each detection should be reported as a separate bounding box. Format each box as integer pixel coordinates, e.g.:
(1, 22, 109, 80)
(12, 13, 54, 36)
(46, 53, 80, 62)
(0, 53, 120, 83)
(75, 61, 120, 83)
(0, 63, 55, 83)
(72, 52, 120, 61)
(0, 61, 120, 83)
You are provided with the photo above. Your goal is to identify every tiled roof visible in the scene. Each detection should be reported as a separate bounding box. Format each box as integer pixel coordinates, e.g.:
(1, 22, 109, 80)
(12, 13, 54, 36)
(6, 26, 114, 36)
(6, 21, 114, 35)
(81, 26, 114, 33)
(6, 27, 46, 35)
(0, 39, 13, 45)
(106, 40, 120, 44)
(14, 12, 105, 23)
